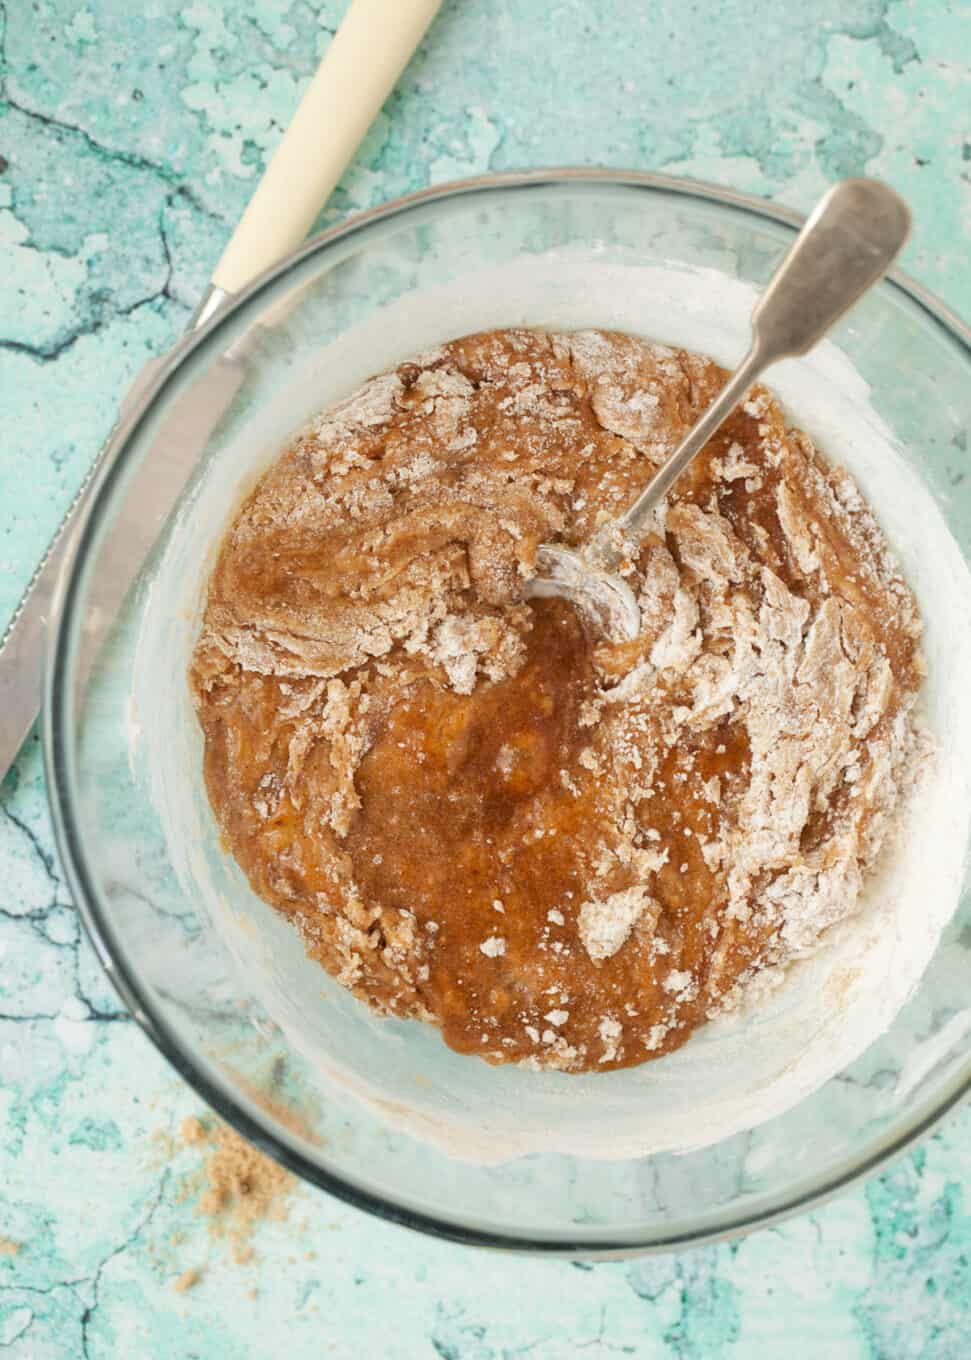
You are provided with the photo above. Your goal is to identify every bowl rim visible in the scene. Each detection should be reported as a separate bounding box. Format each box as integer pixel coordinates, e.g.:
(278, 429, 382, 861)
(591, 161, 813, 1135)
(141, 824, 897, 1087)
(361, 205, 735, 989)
(44, 166, 971, 1257)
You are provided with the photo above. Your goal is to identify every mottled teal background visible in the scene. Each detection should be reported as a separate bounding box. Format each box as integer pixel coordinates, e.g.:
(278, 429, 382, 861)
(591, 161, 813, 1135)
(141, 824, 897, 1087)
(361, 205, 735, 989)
(1, 1, 970, 1355)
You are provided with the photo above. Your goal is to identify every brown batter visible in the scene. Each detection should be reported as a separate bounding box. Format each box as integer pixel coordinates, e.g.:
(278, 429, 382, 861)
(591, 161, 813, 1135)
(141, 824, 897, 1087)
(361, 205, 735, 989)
(191, 329, 925, 1072)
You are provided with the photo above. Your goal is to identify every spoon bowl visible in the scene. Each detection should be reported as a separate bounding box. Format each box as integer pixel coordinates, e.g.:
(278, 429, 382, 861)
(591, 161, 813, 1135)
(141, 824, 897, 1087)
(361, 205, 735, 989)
(525, 542, 641, 640)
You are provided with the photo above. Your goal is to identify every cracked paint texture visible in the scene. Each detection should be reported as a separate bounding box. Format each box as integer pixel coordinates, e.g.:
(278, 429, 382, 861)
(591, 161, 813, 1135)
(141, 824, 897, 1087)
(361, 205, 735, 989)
(1, 0, 970, 1356)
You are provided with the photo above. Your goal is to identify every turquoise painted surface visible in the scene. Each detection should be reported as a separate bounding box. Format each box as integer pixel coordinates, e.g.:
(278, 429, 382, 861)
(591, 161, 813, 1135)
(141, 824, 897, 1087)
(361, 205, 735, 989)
(2, 0, 970, 1354)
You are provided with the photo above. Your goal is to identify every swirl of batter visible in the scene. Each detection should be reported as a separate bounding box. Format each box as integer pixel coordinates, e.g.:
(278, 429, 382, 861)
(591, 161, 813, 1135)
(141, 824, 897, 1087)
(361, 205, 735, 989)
(191, 328, 925, 1072)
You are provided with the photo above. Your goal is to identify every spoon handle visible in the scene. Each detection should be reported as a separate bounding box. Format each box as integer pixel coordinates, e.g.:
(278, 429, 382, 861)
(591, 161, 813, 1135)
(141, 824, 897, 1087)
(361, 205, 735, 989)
(615, 177, 911, 548)
(750, 177, 911, 362)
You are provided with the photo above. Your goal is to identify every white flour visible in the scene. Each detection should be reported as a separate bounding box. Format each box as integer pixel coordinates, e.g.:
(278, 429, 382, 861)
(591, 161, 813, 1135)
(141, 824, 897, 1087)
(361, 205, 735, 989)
(137, 255, 971, 1162)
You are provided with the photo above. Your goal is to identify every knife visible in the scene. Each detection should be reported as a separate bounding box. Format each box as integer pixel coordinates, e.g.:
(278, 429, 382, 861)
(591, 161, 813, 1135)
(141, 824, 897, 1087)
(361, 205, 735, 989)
(0, 0, 441, 780)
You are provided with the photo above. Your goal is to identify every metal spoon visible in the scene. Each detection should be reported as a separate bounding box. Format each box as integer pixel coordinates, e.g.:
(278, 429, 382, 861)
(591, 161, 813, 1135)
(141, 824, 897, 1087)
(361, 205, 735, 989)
(525, 177, 912, 640)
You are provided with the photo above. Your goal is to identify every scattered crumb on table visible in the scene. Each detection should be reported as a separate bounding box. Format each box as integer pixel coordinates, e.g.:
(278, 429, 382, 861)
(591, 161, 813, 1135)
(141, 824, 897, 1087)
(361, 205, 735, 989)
(172, 1266, 202, 1293)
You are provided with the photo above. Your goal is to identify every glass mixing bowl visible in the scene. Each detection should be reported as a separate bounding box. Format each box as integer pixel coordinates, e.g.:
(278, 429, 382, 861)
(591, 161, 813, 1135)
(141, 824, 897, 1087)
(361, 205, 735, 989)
(45, 171, 971, 1254)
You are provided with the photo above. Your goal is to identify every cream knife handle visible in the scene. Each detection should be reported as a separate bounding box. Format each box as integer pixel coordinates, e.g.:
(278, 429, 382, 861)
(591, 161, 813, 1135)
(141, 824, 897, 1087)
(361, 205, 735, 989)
(212, 0, 441, 295)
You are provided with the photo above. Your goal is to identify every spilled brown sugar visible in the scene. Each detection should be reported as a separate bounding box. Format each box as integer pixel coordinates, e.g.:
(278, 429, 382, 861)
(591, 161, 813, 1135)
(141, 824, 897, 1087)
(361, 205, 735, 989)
(177, 1115, 294, 1264)
(190, 328, 927, 1073)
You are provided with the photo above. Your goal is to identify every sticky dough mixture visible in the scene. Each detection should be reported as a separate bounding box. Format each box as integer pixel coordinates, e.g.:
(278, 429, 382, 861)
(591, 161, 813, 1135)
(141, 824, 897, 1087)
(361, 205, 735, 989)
(191, 329, 926, 1072)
